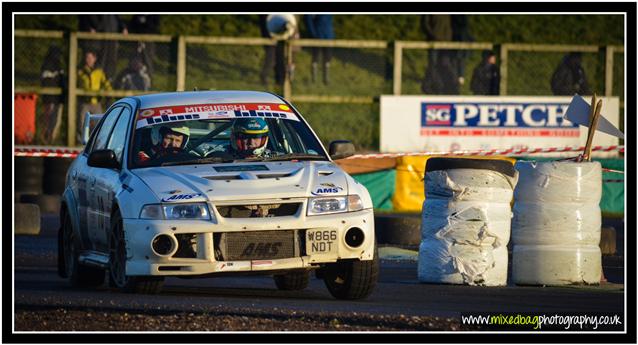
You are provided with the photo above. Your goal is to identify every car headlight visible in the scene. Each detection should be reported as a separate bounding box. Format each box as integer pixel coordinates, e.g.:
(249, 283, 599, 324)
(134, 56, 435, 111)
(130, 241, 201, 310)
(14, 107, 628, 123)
(140, 203, 212, 220)
(307, 195, 364, 216)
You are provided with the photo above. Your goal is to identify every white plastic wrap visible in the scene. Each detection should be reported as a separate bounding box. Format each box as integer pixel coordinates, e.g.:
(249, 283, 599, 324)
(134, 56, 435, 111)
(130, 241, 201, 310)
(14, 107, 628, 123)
(512, 201, 601, 246)
(419, 166, 516, 286)
(512, 245, 601, 285)
(425, 169, 517, 202)
(418, 239, 508, 286)
(513, 161, 602, 203)
(512, 161, 602, 285)
(422, 199, 512, 247)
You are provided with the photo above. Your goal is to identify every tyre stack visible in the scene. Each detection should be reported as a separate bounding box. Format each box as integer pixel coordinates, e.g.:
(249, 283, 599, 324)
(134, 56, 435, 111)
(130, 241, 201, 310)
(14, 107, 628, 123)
(417, 158, 518, 286)
(14, 157, 44, 235)
(15, 157, 44, 198)
(16, 157, 70, 215)
(512, 161, 602, 285)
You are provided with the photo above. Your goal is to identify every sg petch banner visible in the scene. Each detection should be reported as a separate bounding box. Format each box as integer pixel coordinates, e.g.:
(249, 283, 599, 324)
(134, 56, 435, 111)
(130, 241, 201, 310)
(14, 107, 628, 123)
(380, 96, 621, 156)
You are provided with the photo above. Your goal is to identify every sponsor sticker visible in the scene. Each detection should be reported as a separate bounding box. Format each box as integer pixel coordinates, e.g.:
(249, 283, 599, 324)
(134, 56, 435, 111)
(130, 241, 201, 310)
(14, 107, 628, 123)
(161, 193, 202, 202)
(140, 109, 155, 117)
(311, 183, 344, 196)
(251, 260, 274, 267)
(215, 261, 250, 272)
(136, 103, 299, 128)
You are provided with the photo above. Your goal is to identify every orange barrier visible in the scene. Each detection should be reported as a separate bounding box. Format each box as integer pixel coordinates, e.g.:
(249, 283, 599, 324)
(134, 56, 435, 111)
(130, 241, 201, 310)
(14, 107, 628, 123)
(15, 93, 38, 145)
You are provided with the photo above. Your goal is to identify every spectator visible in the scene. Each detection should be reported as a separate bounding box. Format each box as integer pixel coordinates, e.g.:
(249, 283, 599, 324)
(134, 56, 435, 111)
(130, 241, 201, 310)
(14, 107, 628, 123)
(420, 15, 459, 95)
(39, 45, 66, 144)
(128, 15, 160, 75)
(77, 15, 101, 52)
(78, 15, 128, 81)
(304, 15, 335, 84)
(470, 50, 500, 95)
(551, 52, 592, 96)
(450, 15, 474, 88)
(259, 15, 285, 86)
(115, 54, 151, 91)
(77, 49, 112, 142)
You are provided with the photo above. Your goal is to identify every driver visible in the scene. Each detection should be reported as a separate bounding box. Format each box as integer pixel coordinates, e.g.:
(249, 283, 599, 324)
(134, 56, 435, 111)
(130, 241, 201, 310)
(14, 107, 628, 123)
(230, 118, 271, 159)
(137, 124, 190, 165)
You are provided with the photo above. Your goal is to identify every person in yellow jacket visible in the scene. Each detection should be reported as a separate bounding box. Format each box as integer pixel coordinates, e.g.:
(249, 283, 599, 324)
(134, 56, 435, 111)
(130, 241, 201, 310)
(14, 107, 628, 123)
(77, 49, 112, 143)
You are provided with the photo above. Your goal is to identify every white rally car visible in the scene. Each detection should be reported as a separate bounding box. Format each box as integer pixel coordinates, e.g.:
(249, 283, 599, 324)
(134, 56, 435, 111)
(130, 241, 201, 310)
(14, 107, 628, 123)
(58, 90, 378, 299)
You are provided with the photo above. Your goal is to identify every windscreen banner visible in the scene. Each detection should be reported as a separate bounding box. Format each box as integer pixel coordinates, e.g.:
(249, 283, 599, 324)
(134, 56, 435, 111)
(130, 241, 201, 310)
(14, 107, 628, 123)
(379, 96, 621, 156)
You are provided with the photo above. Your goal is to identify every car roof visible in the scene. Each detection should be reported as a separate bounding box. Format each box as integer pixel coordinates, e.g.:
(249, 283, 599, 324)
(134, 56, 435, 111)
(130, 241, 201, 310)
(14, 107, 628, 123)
(132, 90, 286, 109)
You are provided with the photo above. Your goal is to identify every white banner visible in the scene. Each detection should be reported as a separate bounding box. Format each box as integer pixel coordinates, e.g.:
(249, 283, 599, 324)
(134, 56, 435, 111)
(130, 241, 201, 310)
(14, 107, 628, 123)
(380, 96, 621, 156)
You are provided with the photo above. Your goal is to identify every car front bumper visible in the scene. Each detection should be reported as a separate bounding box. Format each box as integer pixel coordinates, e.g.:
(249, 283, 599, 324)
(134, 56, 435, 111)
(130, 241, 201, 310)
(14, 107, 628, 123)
(123, 208, 375, 276)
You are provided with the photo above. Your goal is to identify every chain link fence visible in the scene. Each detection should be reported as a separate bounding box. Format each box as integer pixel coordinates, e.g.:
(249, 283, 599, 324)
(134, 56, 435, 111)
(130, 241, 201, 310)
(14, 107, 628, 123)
(13, 30, 626, 151)
(503, 47, 604, 96)
(15, 31, 68, 145)
(400, 48, 489, 95)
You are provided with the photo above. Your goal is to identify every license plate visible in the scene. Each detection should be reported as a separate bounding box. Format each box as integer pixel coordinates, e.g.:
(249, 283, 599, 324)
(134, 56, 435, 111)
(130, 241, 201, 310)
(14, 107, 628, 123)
(306, 229, 338, 254)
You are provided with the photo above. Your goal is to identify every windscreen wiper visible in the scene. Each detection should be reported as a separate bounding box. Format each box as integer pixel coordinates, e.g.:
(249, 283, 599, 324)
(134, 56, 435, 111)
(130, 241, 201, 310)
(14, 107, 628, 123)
(262, 153, 327, 162)
(161, 156, 234, 166)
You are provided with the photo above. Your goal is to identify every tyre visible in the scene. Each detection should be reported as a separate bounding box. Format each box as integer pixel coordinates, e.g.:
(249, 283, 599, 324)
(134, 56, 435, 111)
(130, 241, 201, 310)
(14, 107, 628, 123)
(109, 211, 164, 294)
(15, 203, 41, 236)
(273, 270, 310, 291)
(58, 211, 105, 287)
(374, 213, 421, 246)
(15, 157, 44, 194)
(426, 157, 517, 177)
(323, 245, 379, 300)
(20, 193, 61, 214)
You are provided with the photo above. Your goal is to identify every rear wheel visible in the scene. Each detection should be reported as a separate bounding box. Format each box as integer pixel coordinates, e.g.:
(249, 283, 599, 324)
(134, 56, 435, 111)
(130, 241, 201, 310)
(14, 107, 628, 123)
(59, 211, 105, 287)
(109, 211, 164, 294)
(273, 270, 310, 291)
(323, 245, 379, 300)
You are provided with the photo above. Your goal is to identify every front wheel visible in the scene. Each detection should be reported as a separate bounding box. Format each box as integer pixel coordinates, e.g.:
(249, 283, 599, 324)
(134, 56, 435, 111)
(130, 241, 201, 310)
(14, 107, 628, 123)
(323, 246, 379, 300)
(109, 211, 164, 294)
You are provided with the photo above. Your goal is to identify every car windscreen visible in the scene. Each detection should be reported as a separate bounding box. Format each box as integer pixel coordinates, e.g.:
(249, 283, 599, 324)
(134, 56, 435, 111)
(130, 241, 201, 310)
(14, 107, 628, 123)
(130, 102, 327, 168)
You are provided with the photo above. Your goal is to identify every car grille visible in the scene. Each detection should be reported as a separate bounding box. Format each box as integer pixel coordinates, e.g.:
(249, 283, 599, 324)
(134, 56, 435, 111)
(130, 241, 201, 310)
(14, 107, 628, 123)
(214, 230, 304, 261)
(216, 203, 301, 218)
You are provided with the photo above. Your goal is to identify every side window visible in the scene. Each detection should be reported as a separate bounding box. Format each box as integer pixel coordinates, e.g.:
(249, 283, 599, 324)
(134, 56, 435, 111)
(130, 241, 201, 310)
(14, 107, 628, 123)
(106, 108, 132, 164)
(91, 107, 122, 153)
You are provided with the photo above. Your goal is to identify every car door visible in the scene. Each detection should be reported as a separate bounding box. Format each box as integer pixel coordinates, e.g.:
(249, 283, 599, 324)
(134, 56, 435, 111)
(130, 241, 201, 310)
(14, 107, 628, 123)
(85, 106, 123, 250)
(91, 106, 133, 251)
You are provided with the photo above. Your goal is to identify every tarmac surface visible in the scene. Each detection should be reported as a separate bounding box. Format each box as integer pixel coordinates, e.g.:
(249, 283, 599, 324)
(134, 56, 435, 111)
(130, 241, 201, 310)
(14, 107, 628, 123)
(12, 215, 625, 332)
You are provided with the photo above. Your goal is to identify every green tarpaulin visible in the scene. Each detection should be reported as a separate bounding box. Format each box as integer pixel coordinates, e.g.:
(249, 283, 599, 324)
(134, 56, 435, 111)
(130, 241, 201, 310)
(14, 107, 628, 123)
(351, 169, 396, 210)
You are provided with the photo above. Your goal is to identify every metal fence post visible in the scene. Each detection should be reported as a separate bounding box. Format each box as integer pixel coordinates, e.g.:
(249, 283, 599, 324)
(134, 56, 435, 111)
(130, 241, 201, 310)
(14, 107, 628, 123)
(283, 39, 292, 100)
(393, 41, 403, 95)
(499, 44, 508, 96)
(605, 45, 615, 97)
(176, 35, 186, 91)
(67, 32, 78, 147)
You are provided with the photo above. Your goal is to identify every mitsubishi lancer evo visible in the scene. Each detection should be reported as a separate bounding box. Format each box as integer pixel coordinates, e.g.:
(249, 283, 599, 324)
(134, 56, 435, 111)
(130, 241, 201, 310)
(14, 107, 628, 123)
(58, 90, 378, 299)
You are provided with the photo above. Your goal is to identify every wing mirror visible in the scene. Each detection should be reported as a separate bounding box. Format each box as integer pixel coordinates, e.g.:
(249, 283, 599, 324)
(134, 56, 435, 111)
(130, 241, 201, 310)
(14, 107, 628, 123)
(88, 149, 120, 169)
(328, 140, 355, 160)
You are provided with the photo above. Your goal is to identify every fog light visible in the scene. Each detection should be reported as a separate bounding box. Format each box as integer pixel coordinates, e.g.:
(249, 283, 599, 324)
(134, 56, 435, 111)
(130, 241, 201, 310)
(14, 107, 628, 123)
(152, 234, 176, 256)
(345, 227, 365, 248)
